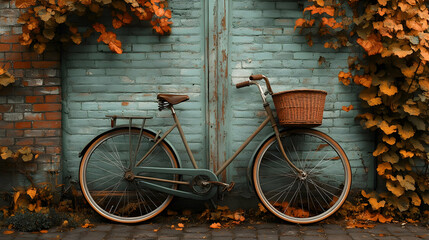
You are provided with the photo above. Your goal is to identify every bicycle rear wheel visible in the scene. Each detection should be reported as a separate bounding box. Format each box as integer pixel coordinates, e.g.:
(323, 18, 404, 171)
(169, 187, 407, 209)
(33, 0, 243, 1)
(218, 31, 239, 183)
(79, 128, 179, 223)
(253, 129, 351, 224)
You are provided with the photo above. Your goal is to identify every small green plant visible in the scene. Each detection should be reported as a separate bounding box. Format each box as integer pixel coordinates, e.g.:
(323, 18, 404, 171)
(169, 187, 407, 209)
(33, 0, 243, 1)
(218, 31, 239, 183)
(5, 209, 77, 232)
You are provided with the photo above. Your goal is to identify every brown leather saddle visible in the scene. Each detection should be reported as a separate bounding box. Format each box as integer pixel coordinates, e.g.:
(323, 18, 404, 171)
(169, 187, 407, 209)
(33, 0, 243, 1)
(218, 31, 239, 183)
(157, 94, 190, 105)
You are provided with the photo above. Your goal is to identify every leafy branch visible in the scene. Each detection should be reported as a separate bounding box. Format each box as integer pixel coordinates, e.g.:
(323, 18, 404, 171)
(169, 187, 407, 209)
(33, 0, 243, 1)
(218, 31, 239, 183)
(15, 0, 172, 54)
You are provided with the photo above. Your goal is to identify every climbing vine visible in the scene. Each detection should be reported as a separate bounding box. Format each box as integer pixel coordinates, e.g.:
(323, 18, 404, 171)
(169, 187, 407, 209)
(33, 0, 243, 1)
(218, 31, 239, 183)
(15, 0, 172, 54)
(296, 0, 429, 221)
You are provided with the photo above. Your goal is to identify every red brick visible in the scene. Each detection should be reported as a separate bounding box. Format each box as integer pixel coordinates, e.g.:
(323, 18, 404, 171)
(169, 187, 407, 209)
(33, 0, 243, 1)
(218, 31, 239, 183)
(22, 52, 40, 61)
(34, 86, 60, 95)
(10, 87, 34, 96)
(33, 121, 61, 129)
(1, 34, 21, 43)
(24, 113, 43, 121)
(12, 44, 28, 52)
(0, 122, 14, 129)
(32, 61, 60, 69)
(0, 138, 14, 146)
(36, 137, 60, 146)
(6, 130, 24, 137)
(26, 96, 44, 103)
(14, 61, 31, 69)
(45, 95, 61, 103)
(15, 122, 32, 129)
(0, 105, 13, 112)
(16, 138, 34, 146)
(24, 130, 44, 137)
(5, 52, 22, 61)
(0, 44, 11, 51)
(23, 79, 43, 87)
(45, 112, 61, 120)
(45, 130, 61, 137)
(46, 146, 61, 154)
(33, 104, 61, 112)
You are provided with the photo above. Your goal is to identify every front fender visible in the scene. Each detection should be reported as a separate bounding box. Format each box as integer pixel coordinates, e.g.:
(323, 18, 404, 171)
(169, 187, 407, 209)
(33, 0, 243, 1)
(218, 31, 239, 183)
(78, 126, 182, 168)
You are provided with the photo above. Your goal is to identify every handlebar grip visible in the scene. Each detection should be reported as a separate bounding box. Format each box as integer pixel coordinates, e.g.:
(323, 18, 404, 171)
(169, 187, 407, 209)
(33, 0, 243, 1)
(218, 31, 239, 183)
(249, 74, 264, 80)
(236, 81, 251, 89)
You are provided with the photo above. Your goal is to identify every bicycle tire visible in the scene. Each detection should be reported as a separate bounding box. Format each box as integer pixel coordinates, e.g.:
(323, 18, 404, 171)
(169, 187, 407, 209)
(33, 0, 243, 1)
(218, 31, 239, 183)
(79, 128, 179, 223)
(253, 128, 351, 224)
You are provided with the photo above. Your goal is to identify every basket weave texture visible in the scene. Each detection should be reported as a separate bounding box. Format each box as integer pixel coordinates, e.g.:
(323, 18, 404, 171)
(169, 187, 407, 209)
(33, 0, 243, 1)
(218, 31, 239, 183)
(272, 89, 327, 127)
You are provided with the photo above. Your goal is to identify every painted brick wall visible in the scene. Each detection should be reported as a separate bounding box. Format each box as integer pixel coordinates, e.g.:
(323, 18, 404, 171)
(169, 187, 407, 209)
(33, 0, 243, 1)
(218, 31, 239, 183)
(0, 0, 62, 190)
(228, 0, 375, 196)
(62, 0, 207, 183)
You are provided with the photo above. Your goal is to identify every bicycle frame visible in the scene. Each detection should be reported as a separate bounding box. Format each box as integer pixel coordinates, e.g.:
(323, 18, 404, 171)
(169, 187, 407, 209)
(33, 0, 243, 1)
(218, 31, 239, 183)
(135, 82, 302, 177)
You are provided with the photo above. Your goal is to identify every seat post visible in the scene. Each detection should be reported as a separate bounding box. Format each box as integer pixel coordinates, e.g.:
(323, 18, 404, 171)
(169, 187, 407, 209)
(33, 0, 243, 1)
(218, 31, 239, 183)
(169, 106, 199, 169)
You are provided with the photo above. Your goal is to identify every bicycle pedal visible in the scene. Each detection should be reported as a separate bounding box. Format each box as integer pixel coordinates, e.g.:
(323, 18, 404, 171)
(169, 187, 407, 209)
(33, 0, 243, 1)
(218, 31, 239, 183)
(222, 182, 235, 192)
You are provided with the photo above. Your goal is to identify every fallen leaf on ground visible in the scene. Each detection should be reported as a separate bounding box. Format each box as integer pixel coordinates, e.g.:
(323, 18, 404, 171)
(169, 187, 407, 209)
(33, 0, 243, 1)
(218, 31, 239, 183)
(209, 223, 222, 229)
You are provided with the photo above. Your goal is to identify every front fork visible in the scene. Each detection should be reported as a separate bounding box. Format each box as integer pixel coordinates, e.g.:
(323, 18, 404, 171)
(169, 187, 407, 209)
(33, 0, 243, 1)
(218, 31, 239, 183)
(264, 104, 306, 178)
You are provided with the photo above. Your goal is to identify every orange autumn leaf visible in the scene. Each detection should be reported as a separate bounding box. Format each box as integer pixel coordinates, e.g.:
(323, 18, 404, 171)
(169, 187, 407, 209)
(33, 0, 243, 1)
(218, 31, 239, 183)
(294, 19, 315, 30)
(155, 7, 165, 17)
(379, 121, 397, 135)
(377, 162, 392, 175)
(15, 0, 36, 8)
(397, 123, 415, 140)
(342, 105, 353, 112)
(399, 149, 414, 158)
(303, 5, 335, 16)
(386, 180, 405, 197)
(403, 104, 420, 116)
(112, 18, 123, 29)
(357, 34, 383, 56)
(381, 151, 399, 164)
(321, 17, 343, 29)
(338, 71, 352, 85)
(3, 230, 14, 235)
(369, 198, 385, 210)
(40, 230, 48, 233)
(164, 9, 172, 18)
(419, 77, 429, 91)
(373, 143, 388, 157)
(379, 81, 398, 96)
(397, 175, 416, 191)
(382, 135, 396, 145)
(209, 223, 222, 229)
(353, 75, 372, 88)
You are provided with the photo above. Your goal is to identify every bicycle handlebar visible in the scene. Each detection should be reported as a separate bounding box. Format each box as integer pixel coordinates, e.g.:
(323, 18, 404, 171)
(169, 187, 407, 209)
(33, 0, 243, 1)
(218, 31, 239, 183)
(249, 74, 264, 80)
(235, 81, 251, 89)
(236, 74, 274, 95)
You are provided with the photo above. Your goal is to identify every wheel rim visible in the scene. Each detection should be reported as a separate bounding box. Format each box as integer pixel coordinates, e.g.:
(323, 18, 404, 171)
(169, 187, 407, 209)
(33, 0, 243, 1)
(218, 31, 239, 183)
(254, 130, 351, 223)
(80, 129, 178, 223)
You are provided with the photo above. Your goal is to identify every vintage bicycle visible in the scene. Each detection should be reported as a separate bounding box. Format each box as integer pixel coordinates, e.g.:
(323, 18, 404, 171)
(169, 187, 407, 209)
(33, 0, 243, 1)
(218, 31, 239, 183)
(78, 74, 352, 224)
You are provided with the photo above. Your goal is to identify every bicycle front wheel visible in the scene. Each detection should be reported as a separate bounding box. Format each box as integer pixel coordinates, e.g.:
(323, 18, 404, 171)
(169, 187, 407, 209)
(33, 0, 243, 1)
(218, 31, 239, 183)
(79, 128, 179, 223)
(253, 129, 351, 224)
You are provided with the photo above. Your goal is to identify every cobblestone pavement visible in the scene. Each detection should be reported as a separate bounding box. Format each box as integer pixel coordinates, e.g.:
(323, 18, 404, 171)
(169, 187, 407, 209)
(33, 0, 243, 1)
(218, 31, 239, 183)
(0, 222, 428, 240)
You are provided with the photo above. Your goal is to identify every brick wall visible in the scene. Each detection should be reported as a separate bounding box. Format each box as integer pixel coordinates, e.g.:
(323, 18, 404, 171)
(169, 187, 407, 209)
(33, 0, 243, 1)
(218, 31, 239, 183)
(228, 0, 375, 195)
(0, 0, 61, 189)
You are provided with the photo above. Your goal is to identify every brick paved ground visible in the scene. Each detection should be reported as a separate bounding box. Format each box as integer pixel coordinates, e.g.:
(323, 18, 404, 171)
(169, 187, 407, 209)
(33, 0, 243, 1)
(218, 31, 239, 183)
(1, 222, 428, 240)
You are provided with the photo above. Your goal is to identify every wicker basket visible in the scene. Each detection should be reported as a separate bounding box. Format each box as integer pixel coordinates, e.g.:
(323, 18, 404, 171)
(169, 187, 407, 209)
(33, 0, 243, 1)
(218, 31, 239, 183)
(272, 89, 327, 127)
